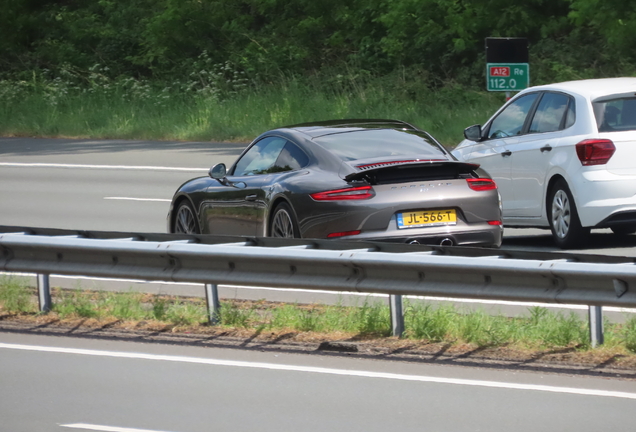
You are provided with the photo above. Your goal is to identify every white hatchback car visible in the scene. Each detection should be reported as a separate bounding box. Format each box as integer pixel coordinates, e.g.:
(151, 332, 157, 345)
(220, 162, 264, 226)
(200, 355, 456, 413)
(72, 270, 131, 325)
(453, 77, 636, 248)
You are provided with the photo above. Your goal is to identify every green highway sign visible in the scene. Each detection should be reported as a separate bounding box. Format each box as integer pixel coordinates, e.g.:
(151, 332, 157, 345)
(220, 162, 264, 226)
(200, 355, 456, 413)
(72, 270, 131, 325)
(486, 63, 529, 91)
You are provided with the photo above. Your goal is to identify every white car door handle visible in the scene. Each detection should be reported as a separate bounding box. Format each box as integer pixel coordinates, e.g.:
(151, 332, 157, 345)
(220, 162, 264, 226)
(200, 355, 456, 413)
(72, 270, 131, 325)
(540, 145, 553, 152)
(501, 150, 512, 157)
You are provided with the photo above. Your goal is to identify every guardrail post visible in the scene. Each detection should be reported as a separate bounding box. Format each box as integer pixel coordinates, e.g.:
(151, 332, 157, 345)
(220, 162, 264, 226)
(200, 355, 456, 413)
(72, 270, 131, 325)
(390, 294, 404, 337)
(37, 273, 52, 313)
(205, 283, 221, 325)
(588, 305, 604, 347)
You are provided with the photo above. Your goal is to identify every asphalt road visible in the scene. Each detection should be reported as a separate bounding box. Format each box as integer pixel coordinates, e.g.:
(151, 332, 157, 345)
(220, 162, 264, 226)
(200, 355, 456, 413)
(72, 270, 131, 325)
(2, 138, 636, 431)
(2, 137, 636, 322)
(3, 136, 636, 255)
(0, 137, 244, 232)
(1, 332, 635, 432)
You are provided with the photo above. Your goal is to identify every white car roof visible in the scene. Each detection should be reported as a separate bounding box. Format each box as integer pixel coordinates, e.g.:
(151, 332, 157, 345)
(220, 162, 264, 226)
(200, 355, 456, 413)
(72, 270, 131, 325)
(522, 77, 636, 101)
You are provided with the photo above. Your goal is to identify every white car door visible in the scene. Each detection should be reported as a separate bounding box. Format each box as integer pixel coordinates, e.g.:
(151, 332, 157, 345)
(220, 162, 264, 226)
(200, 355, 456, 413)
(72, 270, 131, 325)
(508, 92, 573, 217)
(458, 137, 515, 213)
(459, 93, 540, 216)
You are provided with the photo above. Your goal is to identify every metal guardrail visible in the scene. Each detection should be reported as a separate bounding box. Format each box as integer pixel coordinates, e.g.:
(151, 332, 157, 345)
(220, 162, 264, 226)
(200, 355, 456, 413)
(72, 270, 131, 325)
(2, 226, 636, 346)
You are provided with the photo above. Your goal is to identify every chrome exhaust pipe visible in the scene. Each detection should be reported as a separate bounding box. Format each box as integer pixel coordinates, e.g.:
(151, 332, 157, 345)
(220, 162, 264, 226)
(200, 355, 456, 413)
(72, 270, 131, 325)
(440, 238, 453, 246)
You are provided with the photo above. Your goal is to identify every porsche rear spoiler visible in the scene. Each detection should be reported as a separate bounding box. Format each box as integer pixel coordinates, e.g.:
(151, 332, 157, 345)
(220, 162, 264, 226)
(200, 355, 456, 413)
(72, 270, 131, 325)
(343, 160, 481, 182)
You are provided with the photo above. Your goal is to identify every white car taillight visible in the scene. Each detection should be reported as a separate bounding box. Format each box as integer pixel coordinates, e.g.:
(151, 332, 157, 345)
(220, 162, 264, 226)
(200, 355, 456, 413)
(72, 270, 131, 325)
(575, 139, 616, 166)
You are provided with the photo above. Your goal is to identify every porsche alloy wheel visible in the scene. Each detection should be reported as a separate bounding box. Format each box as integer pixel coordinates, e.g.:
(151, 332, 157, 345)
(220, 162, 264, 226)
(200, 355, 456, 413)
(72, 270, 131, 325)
(174, 201, 199, 234)
(270, 203, 298, 238)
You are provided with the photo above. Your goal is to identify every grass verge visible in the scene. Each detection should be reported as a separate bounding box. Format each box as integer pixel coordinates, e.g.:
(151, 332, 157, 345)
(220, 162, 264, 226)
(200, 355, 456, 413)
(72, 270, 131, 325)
(0, 74, 504, 147)
(2, 276, 636, 369)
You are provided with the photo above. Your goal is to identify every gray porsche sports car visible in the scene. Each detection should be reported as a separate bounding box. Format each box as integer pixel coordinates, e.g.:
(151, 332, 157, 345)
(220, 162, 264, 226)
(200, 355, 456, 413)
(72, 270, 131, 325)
(168, 119, 503, 247)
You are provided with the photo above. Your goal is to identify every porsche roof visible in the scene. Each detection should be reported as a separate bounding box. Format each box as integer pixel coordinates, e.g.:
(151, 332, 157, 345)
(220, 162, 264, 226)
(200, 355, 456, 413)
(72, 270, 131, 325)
(283, 119, 419, 138)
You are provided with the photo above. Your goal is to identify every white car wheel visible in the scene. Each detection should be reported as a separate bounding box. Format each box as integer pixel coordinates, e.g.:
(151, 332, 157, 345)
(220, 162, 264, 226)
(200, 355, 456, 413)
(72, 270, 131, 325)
(548, 180, 589, 249)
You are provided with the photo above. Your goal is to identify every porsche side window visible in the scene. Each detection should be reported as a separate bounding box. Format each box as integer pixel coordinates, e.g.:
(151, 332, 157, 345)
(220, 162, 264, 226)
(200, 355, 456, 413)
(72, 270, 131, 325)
(528, 93, 571, 134)
(233, 137, 287, 176)
(487, 93, 539, 139)
(271, 142, 309, 172)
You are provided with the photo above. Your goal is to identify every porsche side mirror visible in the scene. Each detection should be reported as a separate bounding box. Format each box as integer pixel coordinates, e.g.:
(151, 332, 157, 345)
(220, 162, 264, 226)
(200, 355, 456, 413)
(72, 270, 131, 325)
(464, 125, 483, 142)
(209, 163, 227, 180)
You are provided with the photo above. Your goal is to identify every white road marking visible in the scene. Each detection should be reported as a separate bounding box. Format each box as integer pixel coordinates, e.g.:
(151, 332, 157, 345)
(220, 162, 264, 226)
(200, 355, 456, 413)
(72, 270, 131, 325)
(61, 424, 175, 432)
(0, 162, 207, 172)
(2, 271, 636, 314)
(3, 342, 636, 400)
(104, 197, 171, 202)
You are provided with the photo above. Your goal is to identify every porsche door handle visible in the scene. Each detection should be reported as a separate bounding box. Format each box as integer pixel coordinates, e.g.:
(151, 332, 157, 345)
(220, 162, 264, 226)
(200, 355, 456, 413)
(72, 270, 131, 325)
(501, 150, 512, 157)
(540, 145, 553, 152)
(245, 194, 257, 201)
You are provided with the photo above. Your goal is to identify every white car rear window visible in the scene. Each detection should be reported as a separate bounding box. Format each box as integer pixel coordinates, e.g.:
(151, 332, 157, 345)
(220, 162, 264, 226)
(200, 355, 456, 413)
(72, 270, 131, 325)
(594, 97, 636, 132)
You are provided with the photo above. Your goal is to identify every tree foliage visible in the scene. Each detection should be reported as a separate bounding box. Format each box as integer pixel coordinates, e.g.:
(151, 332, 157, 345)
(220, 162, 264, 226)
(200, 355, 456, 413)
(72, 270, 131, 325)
(1, 0, 634, 84)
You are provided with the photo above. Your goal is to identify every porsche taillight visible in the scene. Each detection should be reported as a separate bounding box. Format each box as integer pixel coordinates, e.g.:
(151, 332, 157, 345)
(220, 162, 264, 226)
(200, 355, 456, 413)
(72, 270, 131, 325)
(466, 178, 497, 191)
(310, 185, 375, 201)
(575, 139, 615, 166)
(327, 230, 362, 238)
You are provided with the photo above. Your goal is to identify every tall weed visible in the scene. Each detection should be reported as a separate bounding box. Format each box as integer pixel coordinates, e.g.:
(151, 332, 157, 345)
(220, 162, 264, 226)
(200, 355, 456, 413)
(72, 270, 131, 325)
(163, 300, 206, 326)
(103, 292, 148, 320)
(352, 301, 391, 336)
(0, 276, 35, 313)
(406, 303, 453, 341)
(53, 289, 99, 319)
(623, 317, 636, 353)
(520, 308, 588, 348)
(219, 301, 255, 328)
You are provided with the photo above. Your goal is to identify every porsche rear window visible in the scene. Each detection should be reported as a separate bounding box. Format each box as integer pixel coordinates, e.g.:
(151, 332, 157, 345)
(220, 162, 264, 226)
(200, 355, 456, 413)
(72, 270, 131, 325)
(594, 97, 636, 132)
(313, 129, 447, 161)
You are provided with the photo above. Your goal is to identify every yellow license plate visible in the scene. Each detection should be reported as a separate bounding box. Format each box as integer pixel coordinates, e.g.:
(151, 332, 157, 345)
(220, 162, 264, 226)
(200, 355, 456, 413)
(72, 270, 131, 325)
(397, 209, 457, 229)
